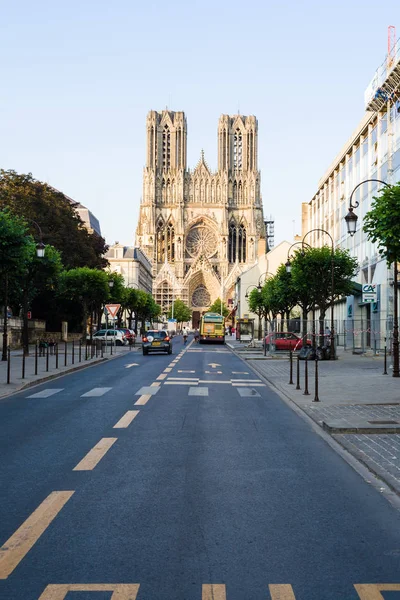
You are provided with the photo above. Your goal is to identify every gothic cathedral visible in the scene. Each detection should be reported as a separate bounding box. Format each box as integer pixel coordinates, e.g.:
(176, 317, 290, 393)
(136, 109, 266, 325)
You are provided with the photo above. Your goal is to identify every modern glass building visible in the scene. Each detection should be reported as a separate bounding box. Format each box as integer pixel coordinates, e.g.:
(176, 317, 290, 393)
(303, 39, 400, 351)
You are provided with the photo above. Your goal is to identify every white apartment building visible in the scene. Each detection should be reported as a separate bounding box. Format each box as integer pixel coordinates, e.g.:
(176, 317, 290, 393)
(303, 39, 400, 350)
(105, 243, 153, 294)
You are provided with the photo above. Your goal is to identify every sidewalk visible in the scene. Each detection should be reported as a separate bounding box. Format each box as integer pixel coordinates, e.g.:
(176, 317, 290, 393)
(0, 340, 142, 399)
(227, 339, 400, 496)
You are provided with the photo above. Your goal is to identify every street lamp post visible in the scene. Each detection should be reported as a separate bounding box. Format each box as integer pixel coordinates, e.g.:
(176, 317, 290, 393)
(345, 179, 398, 377)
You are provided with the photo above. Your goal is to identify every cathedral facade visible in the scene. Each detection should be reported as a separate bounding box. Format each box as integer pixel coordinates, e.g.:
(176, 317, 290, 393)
(136, 109, 266, 324)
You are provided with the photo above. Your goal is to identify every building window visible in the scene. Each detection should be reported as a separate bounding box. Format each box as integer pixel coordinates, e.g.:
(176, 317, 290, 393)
(238, 224, 246, 262)
(167, 222, 175, 262)
(233, 128, 242, 169)
(229, 223, 237, 262)
(156, 222, 165, 263)
(163, 125, 171, 169)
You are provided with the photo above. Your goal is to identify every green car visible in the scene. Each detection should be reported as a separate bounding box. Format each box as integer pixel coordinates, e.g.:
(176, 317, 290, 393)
(142, 330, 172, 355)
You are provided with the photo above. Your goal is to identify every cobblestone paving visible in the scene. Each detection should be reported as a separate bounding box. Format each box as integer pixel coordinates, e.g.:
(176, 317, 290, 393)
(334, 433, 400, 492)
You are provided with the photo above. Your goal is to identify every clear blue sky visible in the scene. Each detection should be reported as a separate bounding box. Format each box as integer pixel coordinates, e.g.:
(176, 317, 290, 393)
(0, 0, 395, 246)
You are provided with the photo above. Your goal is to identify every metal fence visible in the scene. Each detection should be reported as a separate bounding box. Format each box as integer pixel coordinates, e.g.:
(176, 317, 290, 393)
(263, 318, 393, 355)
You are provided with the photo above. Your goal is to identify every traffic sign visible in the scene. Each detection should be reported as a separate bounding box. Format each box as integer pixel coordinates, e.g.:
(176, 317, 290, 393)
(105, 304, 121, 318)
(168, 318, 177, 323)
(27, 311, 32, 319)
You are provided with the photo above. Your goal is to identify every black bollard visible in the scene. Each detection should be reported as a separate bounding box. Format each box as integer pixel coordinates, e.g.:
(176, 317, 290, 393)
(296, 355, 301, 390)
(313, 358, 320, 402)
(289, 350, 294, 385)
(56, 343, 59, 369)
(22, 350, 25, 379)
(46, 343, 49, 372)
(7, 347, 11, 384)
(303, 357, 310, 395)
(35, 342, 38, 375)
(101, 340, 104, 358)
(64, 341, 67, 366)
(85, 341, 89, 360)
(79, 340, 82, 362)
(72, 340, 75, 365)
(383, 345, 388, 375)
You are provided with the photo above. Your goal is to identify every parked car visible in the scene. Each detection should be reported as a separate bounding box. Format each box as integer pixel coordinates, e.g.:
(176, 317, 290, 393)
(142, 330, 172, 355)
(264, 332, 310, 352)
(87, 329, 128, 346)
(119, 328, 136, 342)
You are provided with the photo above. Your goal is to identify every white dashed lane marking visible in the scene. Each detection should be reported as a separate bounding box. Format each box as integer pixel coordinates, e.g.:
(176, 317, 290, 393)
(80, 387, 112, 398)
(27, 389, 63, 398)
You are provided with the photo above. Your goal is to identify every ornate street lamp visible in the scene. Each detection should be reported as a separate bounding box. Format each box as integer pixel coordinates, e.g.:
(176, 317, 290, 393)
(245, 284, 258, 299)
(285, 241, 312, 273)
(345, 179, 398, 377)
(257, 272, 274, 291)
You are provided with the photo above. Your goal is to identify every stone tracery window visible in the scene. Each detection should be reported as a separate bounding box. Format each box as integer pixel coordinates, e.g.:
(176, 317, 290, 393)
(156, 221, 165, 263)
(185, 223, 217, 258)
(238, 224, 246, 262)
(229, 222, 247, 263)
(167, 221, 175, 262)
(229, 222, 237, 262)
(234, 128, 242, 169)
(192, 285, 211, 307)
(163, 124, 171, 169)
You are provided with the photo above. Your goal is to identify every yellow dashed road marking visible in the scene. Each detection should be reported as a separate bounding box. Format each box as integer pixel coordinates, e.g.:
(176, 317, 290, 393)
(113, 410, 139, 428)
(73, 438, 117, 471)
(354, 584, 400, 599)
(0, 491, 74, 579)
(164, 368, 172, 372)
(269, 584, 297, 599)
(157, 373, 167, 380)
(135, 394, 151, 405)
(38, 583, 140, 599)
(151, 382, 160, 387)
(202, 584, 226, 599)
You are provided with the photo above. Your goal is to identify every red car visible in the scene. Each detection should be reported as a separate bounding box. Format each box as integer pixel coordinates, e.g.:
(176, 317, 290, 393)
(264, 332, 309, 351)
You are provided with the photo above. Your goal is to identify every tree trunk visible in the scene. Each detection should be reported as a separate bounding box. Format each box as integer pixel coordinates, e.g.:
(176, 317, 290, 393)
(302, 308, 308, 347)
(81, 302, 88, 342)
(312, 308, 316, 348)
(319, 311, 326, 347)
(97, 307, 102, 331)
(257, 311, 262, 340)
(22, 287, 29, 356)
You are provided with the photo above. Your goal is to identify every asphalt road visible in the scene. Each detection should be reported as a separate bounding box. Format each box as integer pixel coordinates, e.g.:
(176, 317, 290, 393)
(1, 336, 400, 600)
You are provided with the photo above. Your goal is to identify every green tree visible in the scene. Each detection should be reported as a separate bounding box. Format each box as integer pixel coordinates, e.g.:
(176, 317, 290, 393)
(0, 170, 108, 269)
(363, 183, 400, 264)
(273, 264, 298, 327)
(0, 209, 33, 360)
(208, 298, 229, 317)
(168, 299, 191, 326)
(9, 244, 63, 354)
(58, 268, 110, 340)
(290, 246, 358, 346)
(247, 289, 264, 340)
(107, 272, 126, 328)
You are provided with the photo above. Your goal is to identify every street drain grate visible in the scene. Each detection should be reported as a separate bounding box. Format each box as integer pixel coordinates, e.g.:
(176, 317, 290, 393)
(368, 420, 399, 425)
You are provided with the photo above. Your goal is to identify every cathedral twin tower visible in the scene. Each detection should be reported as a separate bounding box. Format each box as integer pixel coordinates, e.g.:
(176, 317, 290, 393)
(136, 109, 266, 322)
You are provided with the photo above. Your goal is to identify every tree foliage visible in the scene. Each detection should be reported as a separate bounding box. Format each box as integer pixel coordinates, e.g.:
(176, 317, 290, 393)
(58, 268, 110, 338)
(208, 297, 230, 317)
(168, 299, 191, 323)
(363, 183, 400, 265)
(0, 170, 108, 269)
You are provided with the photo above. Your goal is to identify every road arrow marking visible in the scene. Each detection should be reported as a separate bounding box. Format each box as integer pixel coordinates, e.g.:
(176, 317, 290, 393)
(208, 363, 221, 368)
(125, 363, 139, 368)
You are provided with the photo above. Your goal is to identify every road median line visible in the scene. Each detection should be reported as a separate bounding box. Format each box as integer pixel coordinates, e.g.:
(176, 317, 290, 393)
(73, 438, 117, 471)
(0, 491, 74, 579)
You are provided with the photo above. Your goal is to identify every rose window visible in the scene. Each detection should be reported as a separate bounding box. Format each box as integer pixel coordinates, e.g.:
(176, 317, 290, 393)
(192, 286, 211, 307)
(185, 225, 217, 258)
